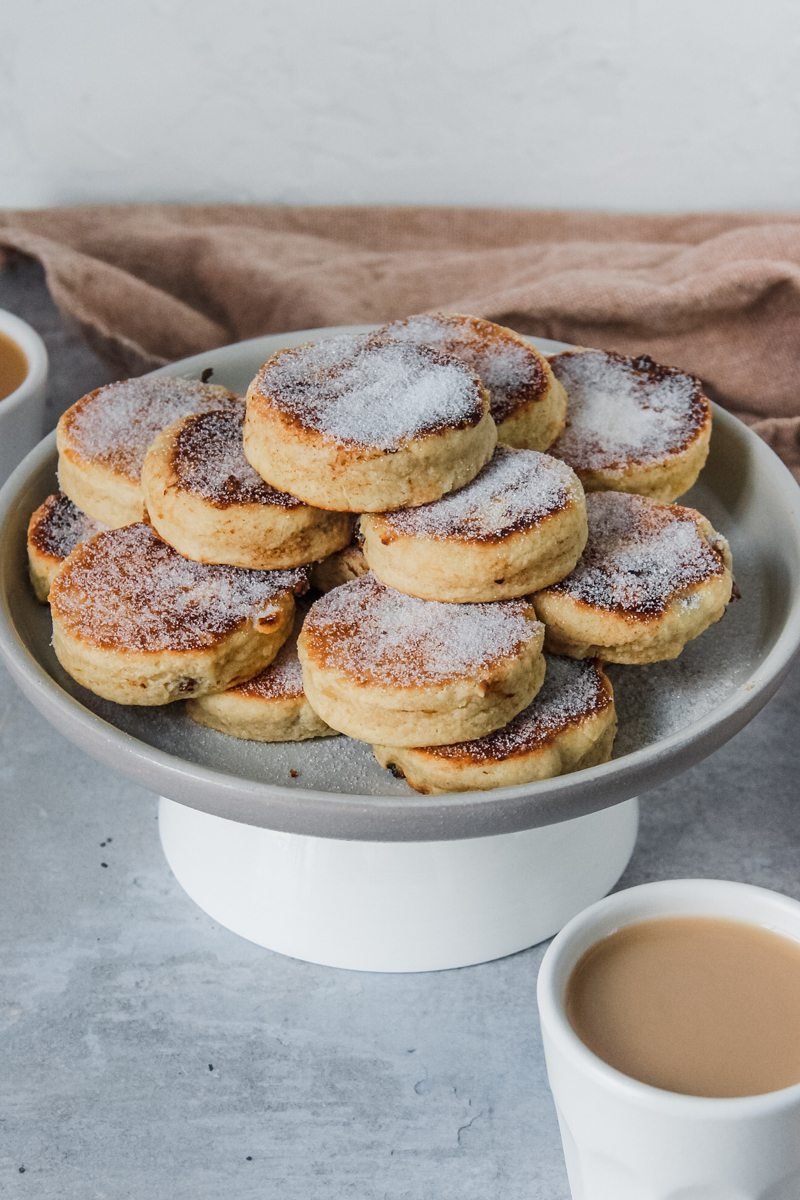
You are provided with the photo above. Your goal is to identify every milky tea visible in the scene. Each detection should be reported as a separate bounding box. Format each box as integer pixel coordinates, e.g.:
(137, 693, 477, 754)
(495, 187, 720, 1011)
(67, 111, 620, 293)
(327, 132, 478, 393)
(0, 330, 29, 401)
(565, 916, 800, 1098)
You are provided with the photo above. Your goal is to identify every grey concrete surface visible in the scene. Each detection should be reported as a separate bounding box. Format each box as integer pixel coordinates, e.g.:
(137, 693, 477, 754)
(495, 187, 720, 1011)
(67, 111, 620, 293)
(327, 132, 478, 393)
(1, 261, 798, 1200)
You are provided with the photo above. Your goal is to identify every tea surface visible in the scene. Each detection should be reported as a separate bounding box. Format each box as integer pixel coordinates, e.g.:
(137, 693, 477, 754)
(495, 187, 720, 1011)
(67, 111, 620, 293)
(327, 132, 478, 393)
(566, 916, 800, 1097)
(0, 331, 29, 400)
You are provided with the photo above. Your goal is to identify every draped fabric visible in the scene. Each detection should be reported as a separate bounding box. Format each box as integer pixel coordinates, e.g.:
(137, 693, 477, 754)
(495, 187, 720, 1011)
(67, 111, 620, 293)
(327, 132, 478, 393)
(1, 205, 798, 474)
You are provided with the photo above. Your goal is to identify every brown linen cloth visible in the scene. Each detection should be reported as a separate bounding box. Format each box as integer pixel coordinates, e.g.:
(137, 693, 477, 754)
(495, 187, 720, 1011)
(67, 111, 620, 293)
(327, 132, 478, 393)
(1, 205, 798, 475)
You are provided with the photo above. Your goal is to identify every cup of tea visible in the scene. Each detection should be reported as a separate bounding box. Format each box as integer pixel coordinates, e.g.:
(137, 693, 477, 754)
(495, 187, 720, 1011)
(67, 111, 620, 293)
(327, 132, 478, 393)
(0, 308, 49, 486)
(537, 879, 800, 1200)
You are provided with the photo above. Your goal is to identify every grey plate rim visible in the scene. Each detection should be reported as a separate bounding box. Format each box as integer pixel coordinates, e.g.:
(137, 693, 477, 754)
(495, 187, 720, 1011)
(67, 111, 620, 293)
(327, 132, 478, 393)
(1, 326, 799, 842)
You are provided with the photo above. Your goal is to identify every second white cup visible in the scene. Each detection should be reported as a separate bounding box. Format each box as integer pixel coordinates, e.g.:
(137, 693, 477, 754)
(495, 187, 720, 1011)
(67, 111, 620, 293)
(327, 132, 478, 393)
(0, 308, 49, 486)
(537, 879, 800, 1200)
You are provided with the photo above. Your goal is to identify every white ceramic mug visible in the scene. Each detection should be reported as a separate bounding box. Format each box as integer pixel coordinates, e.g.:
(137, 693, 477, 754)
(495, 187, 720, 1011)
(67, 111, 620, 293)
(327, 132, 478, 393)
(0, 308, 49, 486)
(537, 879, 800, 1200)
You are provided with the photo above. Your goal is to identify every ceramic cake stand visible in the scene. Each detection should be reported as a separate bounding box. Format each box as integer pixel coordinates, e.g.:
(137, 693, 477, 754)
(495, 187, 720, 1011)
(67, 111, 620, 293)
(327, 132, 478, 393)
(1, 330, 799, 972)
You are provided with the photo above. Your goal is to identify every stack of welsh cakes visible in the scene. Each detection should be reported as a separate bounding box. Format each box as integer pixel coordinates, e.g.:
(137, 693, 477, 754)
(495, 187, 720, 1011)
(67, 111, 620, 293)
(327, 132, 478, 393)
(28, 314, 733, 795)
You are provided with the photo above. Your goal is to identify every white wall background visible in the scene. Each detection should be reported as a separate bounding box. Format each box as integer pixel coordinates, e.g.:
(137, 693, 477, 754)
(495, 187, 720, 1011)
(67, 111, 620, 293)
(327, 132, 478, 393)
(2, 0, 799, 211)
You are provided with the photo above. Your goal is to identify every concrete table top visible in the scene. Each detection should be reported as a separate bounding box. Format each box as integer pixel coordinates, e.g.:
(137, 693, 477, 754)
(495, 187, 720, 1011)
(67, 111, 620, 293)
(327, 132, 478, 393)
(1, 259, 798, 1200)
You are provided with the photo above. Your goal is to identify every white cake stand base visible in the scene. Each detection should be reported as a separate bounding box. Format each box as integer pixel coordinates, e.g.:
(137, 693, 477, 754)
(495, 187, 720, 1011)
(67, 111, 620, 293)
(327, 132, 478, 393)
(158, 795, 639, 972)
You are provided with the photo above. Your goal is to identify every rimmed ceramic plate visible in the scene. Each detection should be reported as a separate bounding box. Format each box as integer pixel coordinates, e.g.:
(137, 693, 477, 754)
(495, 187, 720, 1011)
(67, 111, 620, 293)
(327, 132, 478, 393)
(1, 327, 799, 842)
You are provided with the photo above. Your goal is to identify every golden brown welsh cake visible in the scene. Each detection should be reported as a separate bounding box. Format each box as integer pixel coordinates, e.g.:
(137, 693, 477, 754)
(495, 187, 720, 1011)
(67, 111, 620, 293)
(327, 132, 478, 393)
(360, 445, 587, 602)
(50, 523, 307, 705)
(533, 491, 733, 664)
(57, 376, 240, 527)
(382, 312, 567, 450)
(310, 541, 368, 593)
(297, 573, 546, 747)
(244, 332, 497, 511)
(374, 655, 616, 793)
(187, 619, 336, 742)
(27, 493, 105, 603)
(548, 350, 711, 501)
(142, 407, 353, 569)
